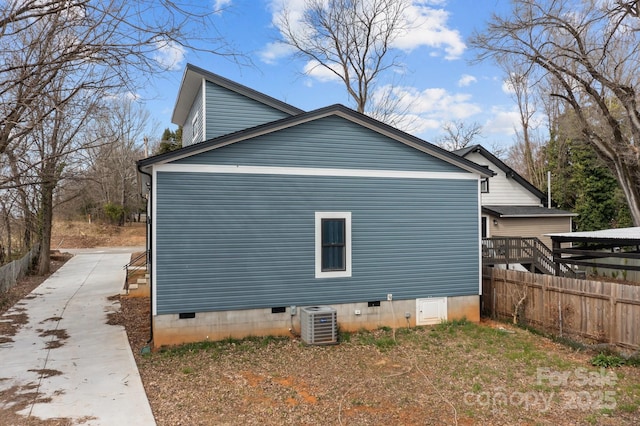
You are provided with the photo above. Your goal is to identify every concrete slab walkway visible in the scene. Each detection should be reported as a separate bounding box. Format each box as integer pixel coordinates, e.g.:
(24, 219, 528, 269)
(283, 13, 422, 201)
(0, 248, 155, 425)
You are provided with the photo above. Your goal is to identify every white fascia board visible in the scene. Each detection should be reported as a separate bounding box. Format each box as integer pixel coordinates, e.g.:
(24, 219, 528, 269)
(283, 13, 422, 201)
(155, 163, 478, 180)
(500, 214, 578, 218)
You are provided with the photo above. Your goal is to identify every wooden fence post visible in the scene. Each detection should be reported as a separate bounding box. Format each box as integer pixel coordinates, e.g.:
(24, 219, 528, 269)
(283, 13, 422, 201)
(541, 275, 547, 332)
(609, 283, 617, 345)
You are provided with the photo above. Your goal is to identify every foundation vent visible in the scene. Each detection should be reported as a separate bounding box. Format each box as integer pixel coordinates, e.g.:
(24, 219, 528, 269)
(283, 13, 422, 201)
(301, 306, 338, 345)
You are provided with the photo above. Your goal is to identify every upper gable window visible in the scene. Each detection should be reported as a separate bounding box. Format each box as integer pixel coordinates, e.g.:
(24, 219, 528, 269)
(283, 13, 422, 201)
(191, 113, 199, 142)
(480, 177, 489, 193)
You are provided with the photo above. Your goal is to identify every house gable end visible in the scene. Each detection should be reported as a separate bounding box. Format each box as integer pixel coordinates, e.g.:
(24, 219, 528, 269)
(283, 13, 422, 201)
(172, 64, 303, 146)
(172, 114, 472, 174)
(143, 105, 492, 177)
(455, 145, 543, 206)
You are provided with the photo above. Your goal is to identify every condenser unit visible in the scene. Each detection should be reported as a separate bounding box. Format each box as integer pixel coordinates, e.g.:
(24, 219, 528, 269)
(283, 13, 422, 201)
(301, 306, 338, 345)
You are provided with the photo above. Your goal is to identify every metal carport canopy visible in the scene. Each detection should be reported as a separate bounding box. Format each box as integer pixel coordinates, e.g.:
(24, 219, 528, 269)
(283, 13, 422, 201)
(546, 227, 640, 273)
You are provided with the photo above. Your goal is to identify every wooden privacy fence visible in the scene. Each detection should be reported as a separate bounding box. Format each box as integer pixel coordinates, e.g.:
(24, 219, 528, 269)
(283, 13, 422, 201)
(482, 267, 640, 352)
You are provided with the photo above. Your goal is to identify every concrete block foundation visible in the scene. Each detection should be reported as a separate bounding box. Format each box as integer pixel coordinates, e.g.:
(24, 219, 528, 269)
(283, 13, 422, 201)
(152, 295, 480, 348)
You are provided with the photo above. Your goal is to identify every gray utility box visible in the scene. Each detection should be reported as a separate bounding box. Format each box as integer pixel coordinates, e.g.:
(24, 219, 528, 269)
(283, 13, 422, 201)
(300, 306, 338, 345)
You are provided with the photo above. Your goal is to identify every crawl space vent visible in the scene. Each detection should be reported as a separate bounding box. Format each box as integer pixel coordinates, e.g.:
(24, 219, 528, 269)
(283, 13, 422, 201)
(301, 306, 338, 345)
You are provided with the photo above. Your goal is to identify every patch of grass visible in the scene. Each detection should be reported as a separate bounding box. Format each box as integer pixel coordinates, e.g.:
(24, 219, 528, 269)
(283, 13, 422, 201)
(374, 336, 396, 351)
(553, 336, 587, 352)
(584, 414, 598, 425)
(625, 356, 640, 367)
(221, 336, 243, 345)
(181, 367, 195, 374)
(159, 335, 289, 357)
(355, 332, 376, 346)
(339, 330, 352, 343)
(160, 340, 219, 356)
(618, 402, 638, 413)
(395, 327, 413, 337)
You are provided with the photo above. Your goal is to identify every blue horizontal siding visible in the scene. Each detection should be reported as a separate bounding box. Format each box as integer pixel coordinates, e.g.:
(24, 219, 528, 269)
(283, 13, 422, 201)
(183, 84, 204, 147)
(205, 81, 291, 140)
(176, 115, 463, 173)
(155, 172, 479, 314)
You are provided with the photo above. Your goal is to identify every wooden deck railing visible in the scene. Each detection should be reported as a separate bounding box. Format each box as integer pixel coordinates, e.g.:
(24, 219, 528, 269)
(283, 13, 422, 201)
(482, 237, 577, 278)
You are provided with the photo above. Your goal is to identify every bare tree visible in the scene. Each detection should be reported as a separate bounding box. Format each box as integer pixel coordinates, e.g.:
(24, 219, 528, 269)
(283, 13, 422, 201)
(505, 136, 546, 187)
(0, 0, 235, 272)
(277, 0, 410, 116)
(471, 0, 640, 225)
(31, 75, 105, 274)
(501, 63, 547, 188)
(83, 98, 149, 224)
(436, 120, 483, 151)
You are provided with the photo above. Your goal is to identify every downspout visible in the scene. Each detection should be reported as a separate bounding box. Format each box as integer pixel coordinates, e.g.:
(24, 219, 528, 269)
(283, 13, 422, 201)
(137, 162, 153, 349)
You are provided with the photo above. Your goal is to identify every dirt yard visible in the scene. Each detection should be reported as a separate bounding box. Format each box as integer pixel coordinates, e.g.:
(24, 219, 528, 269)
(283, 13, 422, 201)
(51, 220, 146, 249)
(116, 292, 640, 425)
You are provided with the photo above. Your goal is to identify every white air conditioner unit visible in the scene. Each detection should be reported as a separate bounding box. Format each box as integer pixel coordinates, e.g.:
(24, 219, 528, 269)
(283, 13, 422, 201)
(301, 306, 338, 345)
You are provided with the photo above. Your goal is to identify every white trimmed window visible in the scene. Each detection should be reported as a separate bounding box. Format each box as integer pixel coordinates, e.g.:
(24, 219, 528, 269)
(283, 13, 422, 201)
(480, 177, 489, 193)
(315, 212, 352, 278)
(191, 113, 199, 141)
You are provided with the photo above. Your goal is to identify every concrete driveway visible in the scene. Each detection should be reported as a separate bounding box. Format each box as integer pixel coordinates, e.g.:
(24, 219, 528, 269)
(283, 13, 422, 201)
(0, 248, 155, 425)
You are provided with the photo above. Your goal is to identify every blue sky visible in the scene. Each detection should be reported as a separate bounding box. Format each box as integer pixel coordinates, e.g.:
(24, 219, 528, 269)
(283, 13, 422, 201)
(143, 0, 520, 148)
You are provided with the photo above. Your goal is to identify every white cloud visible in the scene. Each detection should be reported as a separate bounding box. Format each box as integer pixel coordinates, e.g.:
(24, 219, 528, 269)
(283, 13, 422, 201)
(501, 73, 532, 95)
(153, 40, 186, 71)
(458, 74, 477, 87)
(501, 79, 516, 95)
(483, 107, 520, 135)
(214, 0, 233, 13)
(303, 60, 342, 83)
(103, 91, 141, 103)
(390, 86, 481, 118)
(263, 0, 466, 67)
(370, 84, 482, 134)
(393, 4, 465, 59)
(259, 41, 296, 65)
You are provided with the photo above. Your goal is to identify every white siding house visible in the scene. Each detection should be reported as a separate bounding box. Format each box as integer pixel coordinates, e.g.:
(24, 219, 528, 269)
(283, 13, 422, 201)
(454, 145, 576, 248)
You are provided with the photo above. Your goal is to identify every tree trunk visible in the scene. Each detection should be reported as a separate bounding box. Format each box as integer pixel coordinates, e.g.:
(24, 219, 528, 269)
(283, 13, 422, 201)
(37, 181, 54, 275)
(613, 161, 640, 226)
(0, 202, 9, 264)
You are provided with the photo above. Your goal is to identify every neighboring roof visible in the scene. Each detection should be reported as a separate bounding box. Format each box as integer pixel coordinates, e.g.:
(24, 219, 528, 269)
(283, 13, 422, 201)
(171, 63, 304, 126)
(483, 205, 577, 218)
(454, 144, 547, 203)
(140, 104, 494, 177)
(547, 227, 640, 242)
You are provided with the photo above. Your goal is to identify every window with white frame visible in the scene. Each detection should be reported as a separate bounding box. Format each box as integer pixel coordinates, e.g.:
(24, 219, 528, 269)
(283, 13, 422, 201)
(315, 212, 351, 278)
(480, 177, 489, 193)
(191, 113, 199, 141)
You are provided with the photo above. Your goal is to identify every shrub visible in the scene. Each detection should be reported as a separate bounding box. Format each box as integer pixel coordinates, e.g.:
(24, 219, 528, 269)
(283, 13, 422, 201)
(591, 352, 625, 368)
